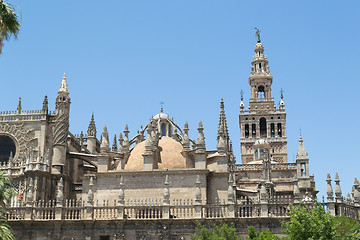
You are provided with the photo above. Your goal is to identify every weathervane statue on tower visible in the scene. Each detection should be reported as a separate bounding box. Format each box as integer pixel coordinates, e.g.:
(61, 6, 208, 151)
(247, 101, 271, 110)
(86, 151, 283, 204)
(255, 27, 261, 43)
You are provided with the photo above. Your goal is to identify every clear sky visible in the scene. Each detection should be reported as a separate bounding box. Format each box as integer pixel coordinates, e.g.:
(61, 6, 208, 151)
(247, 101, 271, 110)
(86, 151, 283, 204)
(1, 0, 359, 199)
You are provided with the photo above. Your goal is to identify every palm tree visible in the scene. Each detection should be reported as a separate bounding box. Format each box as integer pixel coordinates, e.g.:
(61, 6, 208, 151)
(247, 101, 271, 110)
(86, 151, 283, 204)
(0, 173, 15, 240)
(0, 0, 20, 53)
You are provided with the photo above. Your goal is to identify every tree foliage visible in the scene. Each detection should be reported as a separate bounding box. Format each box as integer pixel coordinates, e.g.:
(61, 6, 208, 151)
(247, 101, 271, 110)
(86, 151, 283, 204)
(0, 172, 15, 240)
(282, 202, 336, 240)
(0, 0, 21, 53)
(246, 226, 281, 240)
(192, 222, 241, 240)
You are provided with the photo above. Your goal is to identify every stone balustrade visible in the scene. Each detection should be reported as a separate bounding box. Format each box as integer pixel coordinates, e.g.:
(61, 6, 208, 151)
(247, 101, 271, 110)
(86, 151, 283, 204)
(4, 197, 359, 222)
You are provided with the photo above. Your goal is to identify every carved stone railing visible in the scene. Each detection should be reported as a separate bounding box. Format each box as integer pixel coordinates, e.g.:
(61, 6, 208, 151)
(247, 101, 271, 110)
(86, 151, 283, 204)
(0, 110, 54, 122)
(4, 198, 359, 222)
(236, 163, 296, 171)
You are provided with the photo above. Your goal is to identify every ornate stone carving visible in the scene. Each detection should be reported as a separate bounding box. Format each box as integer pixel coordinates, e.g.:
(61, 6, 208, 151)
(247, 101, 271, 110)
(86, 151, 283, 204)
(0, 123, 36, 163)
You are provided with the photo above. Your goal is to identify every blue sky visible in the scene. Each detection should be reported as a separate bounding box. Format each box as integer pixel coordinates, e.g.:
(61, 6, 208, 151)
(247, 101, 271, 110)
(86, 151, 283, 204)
(1, 1, 359, 199)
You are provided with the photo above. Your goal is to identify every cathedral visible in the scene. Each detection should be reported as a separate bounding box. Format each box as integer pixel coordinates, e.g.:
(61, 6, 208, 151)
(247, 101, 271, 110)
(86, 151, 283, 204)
(1, 39, 359, 240)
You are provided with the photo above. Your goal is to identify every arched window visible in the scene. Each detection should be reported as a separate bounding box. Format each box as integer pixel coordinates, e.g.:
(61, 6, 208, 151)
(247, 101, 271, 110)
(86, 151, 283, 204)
(245, 124, 249, 138)
(0, 135, 16, 164)
(270, 123, 275, 137)
(257, 86, 265, 99)
(259, 117, 267, 138)
(277, 123, 282, 137)
(161, 123, 167, 137)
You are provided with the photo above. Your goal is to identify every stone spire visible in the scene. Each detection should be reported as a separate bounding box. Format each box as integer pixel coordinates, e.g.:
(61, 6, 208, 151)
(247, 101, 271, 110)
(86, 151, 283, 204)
(122, 124, 130, 152)
(112, 134, 118, 152)
(296, 135, 308, 160)
(182, 122, 190, 151)
(59, 73, 69, 93)
(42, 95, 48, 113)
(326, 173, 334, 202)
(87, 113, 97, 137)
(100, 125, 109, 152)
(196, 121, 205, 149)
(217, 99, 229, 150)
(17, 97, 21, 114)
(335, 173, 342, 203)
(118, 133, 124, 152)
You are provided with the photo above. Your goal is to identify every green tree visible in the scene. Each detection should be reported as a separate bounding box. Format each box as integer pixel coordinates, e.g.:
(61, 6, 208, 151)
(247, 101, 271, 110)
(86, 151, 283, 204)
(0, 172, 16, 240)
(282, 202, 337, 240)
(246, 226, 281, 240)
(333, 215, 360, 240)
(0, 0, 21, 53)
(192, 222, 241, 240)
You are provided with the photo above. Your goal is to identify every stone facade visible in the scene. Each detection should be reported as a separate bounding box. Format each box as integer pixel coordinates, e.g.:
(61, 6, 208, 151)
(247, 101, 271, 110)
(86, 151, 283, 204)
(0, 40, 359, 240)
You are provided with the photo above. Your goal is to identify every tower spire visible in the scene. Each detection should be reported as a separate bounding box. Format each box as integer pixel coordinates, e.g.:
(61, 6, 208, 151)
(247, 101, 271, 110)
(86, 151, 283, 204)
(217, 98, 229, 151)
(59, 73, 69, 93)
(87, 113, 97, 137)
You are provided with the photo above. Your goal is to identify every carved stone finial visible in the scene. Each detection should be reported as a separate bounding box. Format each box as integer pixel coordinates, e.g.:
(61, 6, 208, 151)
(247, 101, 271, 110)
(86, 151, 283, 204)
(17, 97, 21, 114)
(42, 95, 48, 113)
(87, 113, 97, 137)
(326, 173, 334, 202)
(100, 125, 109, 152)
(112, 134, 118, 152)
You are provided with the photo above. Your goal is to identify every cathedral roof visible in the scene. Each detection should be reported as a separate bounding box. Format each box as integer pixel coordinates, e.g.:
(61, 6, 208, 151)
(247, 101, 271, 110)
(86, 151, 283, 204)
(123, 136, 186, 170)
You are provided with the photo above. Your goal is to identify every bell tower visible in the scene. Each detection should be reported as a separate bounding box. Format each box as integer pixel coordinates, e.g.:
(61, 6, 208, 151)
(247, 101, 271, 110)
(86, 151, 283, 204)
(239, 36, 287, 164)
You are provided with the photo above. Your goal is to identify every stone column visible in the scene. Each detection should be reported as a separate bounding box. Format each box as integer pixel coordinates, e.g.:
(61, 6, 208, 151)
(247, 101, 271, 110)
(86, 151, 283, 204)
(163, 175, 170, 219)
(194, 175, 202, 219)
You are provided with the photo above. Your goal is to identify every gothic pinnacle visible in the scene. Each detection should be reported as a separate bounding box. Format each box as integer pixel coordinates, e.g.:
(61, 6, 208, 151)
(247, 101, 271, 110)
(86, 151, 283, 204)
(87, 113, 97, 137)
(196, 121, 205, 149)
(59, 73, 69, 93)
(296, 135, 308, 160)
(42, 95, 48, 113)
(17, 97, 21, 113)
(112, 134, 118, 152)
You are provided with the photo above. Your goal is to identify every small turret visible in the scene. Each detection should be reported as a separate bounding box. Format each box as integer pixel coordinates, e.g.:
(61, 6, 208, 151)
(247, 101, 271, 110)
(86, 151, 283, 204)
(195, 121, 206, 169)
(182, 122, 190, 151)
(122, 124, 130, 152)
(196, 121, 205, 149)
(326, 173, 334, 202)
(335, 173, 342, 203)
(296, 135, 309, 178)
(86, 114, 97, 154)
(100, 125, 109, 153)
